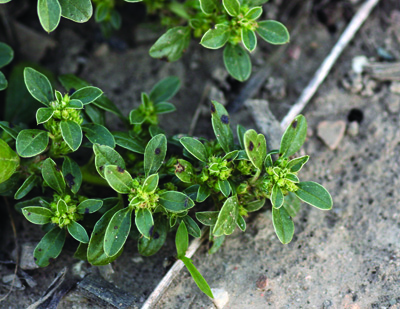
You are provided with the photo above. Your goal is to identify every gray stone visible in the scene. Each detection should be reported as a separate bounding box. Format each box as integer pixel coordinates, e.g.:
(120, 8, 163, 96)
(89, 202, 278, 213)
(347, 121, 359, 137)
(317, 120, 346, 150)
(210, 288, 229, 309)
(2, 274, 24, 289)
(390, 81, 400, 94)
(19, 242, 39, 270)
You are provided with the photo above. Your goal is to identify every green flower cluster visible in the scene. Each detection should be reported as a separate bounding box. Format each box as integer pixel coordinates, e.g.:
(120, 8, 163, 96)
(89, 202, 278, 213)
(200, 156, 233, 191)
(49, 194, 83, 228)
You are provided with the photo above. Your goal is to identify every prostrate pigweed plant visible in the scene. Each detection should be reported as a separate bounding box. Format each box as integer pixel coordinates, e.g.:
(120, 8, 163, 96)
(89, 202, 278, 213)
(147, 0, 289, 81)
(0, 0, 289, 81)
(0, 0, 138, 33)
(0, 66, 332, 297)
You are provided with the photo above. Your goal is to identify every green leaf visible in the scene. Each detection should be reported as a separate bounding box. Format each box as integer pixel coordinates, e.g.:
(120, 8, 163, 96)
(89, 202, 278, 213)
(138, 215, 168, 256)
(287, 155, 309, 173)
(144, 134, 167, 177)
(74, 243, 88, 261)
(0, 121, 20, 140)
(16, 129, 49, 158)
(129, 109, 146, 125)
(112, 131, 145, 154)
(183, 185, 199, 201)
(142, 173, 159, 193)
(223, 0, 240, 16)
(154, 102, 176, 114)
(70, 86, 103, 104)
(88, 204, 124, 265)
(244, 199, 265, 212)
(104, 165, 133, 194)
(57, 198, 68, 214)
(82, 123, 115, 148)
(209, 235, 225, 254)
(236, 214, 246, 231)
(199, 0, 218, 14)
(58, 74, 123, 117)
(197, 185, 210, 203)
(34, 227, 66, 267)
(180, 137, 208, 162)
(294, 181, 332, 210)
(58, 0, 93, 23)
(24, 67, 54, 105)
(244, 129, 267, 170)
(85, 104, 104, 126)
(223, 44, 251, 82)
(0, 42, 14, 68)
(0, 0, 12, 3)
(210, 101, 234, 153)
(218, 179, 231, 197)
(271, 184, 284, 209)
(42, 158, 66, 195)
(149, 26, 191, 62)
(77, 199, 103, 214)
(37, 0, 61, 33)
(60, 120, 82, 151)
(237, 124, 246, 149)
(256, 20, 290, 45)
(150, 76, 180, 103)
(245, 6, 263, 20)
(272, 207, 294, 244)
(104, 207, 133, 257)
(22, 206, 53, 225)
(95, 3, 109, 22)
(182, 216, 201, 238)
(0, 139, 19, 184)
(174, 159, 195, 183)
(67, 220, 89, 243)
(181, 257, 214, 298)
(62, 157, 82, 194)
(14, 174, 37, 200)
(0, 173, 19, 196)
(200, 24, 230, 49)
(159, 191, 194, 213)
(36, 107, 54, 124)
(135, 208, 154, 239)
(0, 71, 7, 91)
(110, 10, 121, 29)
(213, 196, 239, 237)
(196, 211, 219, 226)
(283, 192, 301, 218)
(279, 115, 307, 158)
(93, 144, 125, 178)
(176, 221, 188, 258)
(285, 173, 299, 183)
(241, 28, 257, 52)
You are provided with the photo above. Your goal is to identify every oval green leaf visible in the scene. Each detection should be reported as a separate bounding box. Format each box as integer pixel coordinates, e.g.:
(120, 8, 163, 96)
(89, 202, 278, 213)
(104, 207, 133, 257)
(0, 139, 19, 184)
(200, 24, 230, 49)
(104, 165, 133, 194)
(272, 206, 294, 244)
(279, 115, 307, 158)
(135, 208, 154, 239)
(294, 181, 333, 210)
(223, 43, 251, 82)
(62, 156, 82, 194)
(60, 120, 82, 151)
(159, 191, 194, 213)
(67, 220, 89, 243)
(16, 129, 49, 158)
(82, 123, 115, 148)
(34, 227, 66, 267)
(42, 158, 66, 195)
(256, 20, 290, 45)
(77, 199, 103, 214)
(93, 144, 126, 178)
(37, 0, 61, 33)
(24, 67, 54, 105)
(22, 206, 53, 225)
(144, 134, 167, 177)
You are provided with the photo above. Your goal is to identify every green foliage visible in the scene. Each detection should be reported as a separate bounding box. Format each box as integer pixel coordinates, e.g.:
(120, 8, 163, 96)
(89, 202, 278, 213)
(0, 19, 330, 300)
(0, 42, 14, 91)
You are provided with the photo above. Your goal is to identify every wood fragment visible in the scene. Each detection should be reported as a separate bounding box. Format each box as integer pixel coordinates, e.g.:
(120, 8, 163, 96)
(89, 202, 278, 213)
(364, 62, 400, 81)
(280, 0, 381, 130)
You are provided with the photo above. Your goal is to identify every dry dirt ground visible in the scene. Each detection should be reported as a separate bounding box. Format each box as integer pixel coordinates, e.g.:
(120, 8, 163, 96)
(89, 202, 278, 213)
(1, 1, 400, 308)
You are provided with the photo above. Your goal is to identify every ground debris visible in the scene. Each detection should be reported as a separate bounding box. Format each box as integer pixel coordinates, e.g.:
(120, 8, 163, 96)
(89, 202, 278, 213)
(210, 288, 229, 309)
(317, 120, 346, 150)
(77, 273, 137, 308)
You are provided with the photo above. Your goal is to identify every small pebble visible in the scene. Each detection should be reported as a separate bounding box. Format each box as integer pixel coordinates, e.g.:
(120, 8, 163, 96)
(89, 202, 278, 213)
(131, 255, 144, 263)
(347, 121, 359, 137)
(352, 56, 369, 74)
(317, 120, 346, 150)
(19, 242, 39, 270)
(2, 274, 24, 289)
(390, 81, 400, 94)
(256, 275, 268, 290)
(211, 288, 229, 309)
